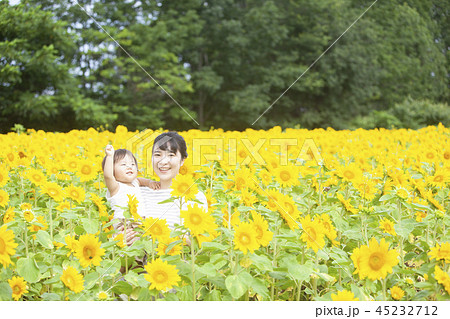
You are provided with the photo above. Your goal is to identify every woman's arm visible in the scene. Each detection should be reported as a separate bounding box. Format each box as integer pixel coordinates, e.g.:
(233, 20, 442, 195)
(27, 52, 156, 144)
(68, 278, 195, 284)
(137, 177, 161, 190)
(104, 145, 119, 196)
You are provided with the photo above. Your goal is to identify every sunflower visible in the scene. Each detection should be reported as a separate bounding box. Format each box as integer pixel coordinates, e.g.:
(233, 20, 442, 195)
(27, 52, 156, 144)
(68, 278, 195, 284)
(250, 211, 273, 247)
(273, 165, 300, 188)
(358, 238, 399, 280)
(40, 182, 64, 202)
(331, 290, 359, 301)
(19, 203, 32, 211)
(23, 210, 34, 223)
(204, 190, 217, 212)
(27, 215, 48, 233)
(76, 159, 99, 182)
(0, 165, 9, 187)
(65, 235, 78, 257)
(114, 233, 126, 248)
(144, 258, 181, 291)
(127, 194, 141, 221)
(89, 193, 105, 209)
(300, 215, 326, 253)
(318, 214, 339, 246)
(434, 266, 450, 294)
(336, 193, 358, 214)
(3, 207, 15, 223)
(234, 222, 260, 254)
(178, 160, 194, 177)
(222, 208, 241, 228)
(74, 234, 105, 268)
(56, 201, 71, 212)
(277, 193, 301, 230)
(337, 163, 361, 183)
(264, 189, 282, 211)
(258, 168, 273, 186)
(0, 224, 18, 267)
(65, 185, 86, 204)
(390, 285, 404, 300)
(238, 188, 258, 207)
(8, 276, 28, 301)
(97, 291, 109, 300)
(156, 237, 183, 256)
(427, 168, 449, 188)
(140, 217, 171, 241)
(0, 189, 10, 208)
(232, 167, 255, 191)
(24, 168, 47, 186)
(379, 218, 397, 236)
(428, 242, 450, 263)
(180, 203, 216, 236)
(170, 174, 198, 202)
(60, 266, 84, 293)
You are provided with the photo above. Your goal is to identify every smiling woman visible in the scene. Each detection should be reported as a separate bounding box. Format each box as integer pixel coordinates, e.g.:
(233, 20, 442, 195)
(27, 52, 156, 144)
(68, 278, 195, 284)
(140, 132, 208, 228)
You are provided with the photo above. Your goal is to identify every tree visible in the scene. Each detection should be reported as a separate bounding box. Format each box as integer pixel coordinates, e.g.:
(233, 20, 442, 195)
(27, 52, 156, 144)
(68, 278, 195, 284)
(0, 1, 114, 132)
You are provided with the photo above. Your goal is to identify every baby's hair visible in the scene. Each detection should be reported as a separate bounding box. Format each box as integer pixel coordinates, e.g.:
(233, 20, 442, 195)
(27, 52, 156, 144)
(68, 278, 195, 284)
(102, 149, 138, 171)
(152, 132, 188, 160)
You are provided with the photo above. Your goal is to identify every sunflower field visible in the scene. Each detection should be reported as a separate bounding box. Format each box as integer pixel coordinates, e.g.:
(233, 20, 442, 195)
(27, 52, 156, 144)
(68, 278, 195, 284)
(0, 125, 449, 301)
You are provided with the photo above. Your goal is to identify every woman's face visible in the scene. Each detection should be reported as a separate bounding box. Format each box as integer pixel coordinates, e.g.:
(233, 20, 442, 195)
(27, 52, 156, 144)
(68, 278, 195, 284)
(152, 146, 184, 187)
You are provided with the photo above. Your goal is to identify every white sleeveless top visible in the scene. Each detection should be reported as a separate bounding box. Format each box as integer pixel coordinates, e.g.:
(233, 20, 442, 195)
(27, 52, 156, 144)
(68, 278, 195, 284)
(106, 181, 208, 228)
(140, 187, 208, 229)
(106, 180, 145, 219)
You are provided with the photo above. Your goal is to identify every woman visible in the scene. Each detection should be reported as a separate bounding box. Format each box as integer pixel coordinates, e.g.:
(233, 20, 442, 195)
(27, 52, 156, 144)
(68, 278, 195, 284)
(118, 131, 208, 246)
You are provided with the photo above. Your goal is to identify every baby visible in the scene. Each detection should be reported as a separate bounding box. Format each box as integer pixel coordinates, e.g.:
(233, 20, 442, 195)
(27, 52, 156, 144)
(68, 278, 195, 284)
(102, 145, 159, 241)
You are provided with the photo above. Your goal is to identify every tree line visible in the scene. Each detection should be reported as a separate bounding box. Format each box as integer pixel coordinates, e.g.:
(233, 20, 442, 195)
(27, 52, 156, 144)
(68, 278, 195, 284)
(0, 0, 448, 133)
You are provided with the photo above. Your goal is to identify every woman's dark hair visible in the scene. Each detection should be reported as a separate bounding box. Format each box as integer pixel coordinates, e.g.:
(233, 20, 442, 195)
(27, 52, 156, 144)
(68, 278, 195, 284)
(101, 149, 138, 171)
(152, 132, 188, 160)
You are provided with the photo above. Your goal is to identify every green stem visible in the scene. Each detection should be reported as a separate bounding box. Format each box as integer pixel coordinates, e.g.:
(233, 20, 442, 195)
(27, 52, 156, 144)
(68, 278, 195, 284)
(49, 201, 53, 240)
(382, 278, 387, 301)
(191, 234, 196, 301)
(297, 281, 303, 301)
(24, 225, 29, 257)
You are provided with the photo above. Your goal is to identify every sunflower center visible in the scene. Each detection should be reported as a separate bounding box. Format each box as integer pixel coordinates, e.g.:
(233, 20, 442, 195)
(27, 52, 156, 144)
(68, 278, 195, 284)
(66, 276, 73, 285)
(434, 175, 443, 183)
(280, 171, 291, 181)
(190, 214, 202, 225)
(344, 171, 355, 179)
(444, 152, 450, 160)
(0, 238, 6, 253)
(7, 153, 14, 161)
(284, 202, 294, 214)
(13, 285, 21, 294)
(33, 174, 41, 182)
(426, 152, 434, 159)
(179, 166, 187, 175)
(178, 183, 189, 194)
(239, 234, 251, 245)
(368, 252, 384, 271)
(81, 166, 91, 175)
(305, 227, 316, 241)
(83, 247, 94, 259)
(255, 226, 263, 239)
(152, 225, 162, 235)
(154, 271, 168, 283)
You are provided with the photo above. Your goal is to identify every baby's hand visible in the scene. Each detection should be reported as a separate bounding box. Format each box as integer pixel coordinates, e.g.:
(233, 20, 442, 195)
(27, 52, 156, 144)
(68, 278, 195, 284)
(105, 144, 115, 157)
(148, 181, 161, 190)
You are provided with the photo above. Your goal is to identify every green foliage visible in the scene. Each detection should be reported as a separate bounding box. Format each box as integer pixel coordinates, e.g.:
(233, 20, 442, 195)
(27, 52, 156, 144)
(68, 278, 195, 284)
(0, 2, 115, 133)
(1, 0, 448, 131)
(353, 97, 450, 129)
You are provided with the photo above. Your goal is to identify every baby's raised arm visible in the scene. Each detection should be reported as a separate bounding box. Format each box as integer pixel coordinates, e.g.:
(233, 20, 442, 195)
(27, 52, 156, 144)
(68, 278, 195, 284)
(104, 145, 119, 196)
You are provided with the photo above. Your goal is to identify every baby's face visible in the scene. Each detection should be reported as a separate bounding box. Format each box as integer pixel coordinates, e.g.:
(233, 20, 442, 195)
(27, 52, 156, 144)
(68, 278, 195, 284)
(114, 155, 138, 185)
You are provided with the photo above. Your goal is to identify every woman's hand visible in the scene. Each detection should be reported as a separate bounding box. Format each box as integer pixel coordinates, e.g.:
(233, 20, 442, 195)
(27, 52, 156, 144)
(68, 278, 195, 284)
(148, 180, 161, 190)
(117, 224, 140, 246)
